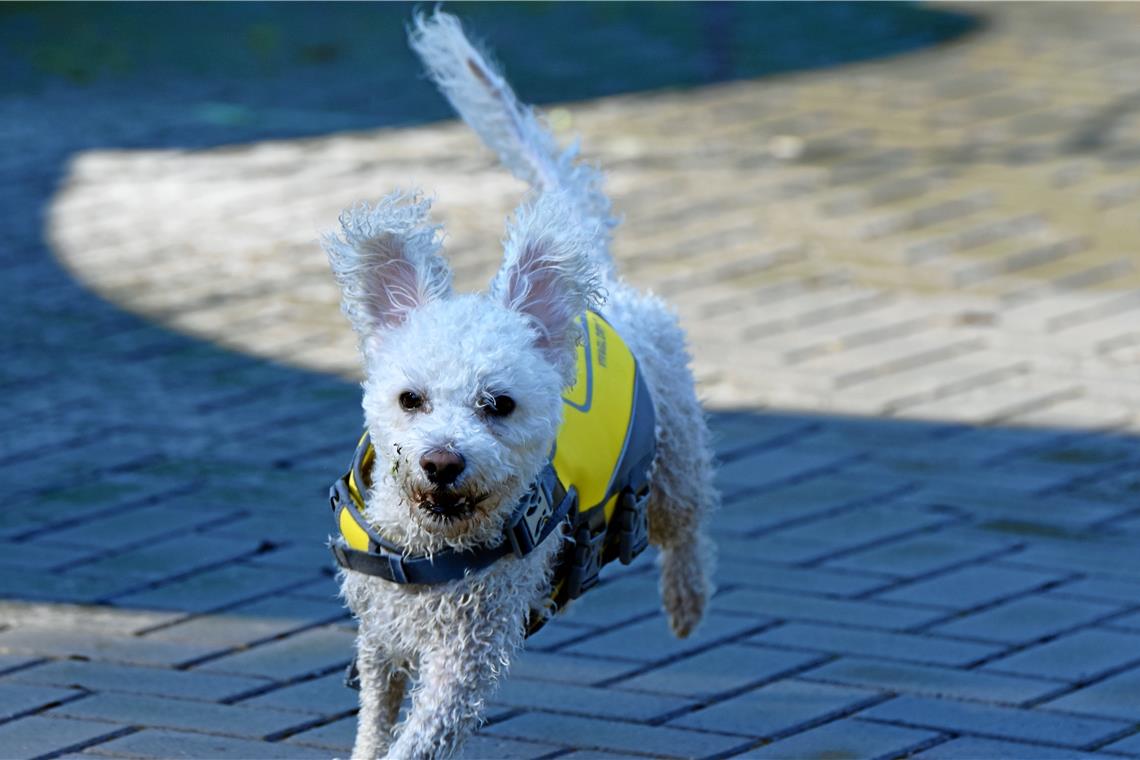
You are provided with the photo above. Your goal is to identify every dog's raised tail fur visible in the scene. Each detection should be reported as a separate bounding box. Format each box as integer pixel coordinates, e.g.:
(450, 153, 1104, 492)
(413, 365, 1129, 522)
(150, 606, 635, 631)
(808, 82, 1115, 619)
(409, 11, 617, 279)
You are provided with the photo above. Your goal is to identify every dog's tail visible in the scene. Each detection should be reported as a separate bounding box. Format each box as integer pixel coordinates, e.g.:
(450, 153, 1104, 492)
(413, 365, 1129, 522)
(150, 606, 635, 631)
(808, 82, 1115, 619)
(408, 11, 617, 274)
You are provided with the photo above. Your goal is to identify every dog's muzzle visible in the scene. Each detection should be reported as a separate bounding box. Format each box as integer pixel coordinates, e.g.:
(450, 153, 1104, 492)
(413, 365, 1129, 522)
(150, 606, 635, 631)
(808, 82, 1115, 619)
(415, 488, 481, 521)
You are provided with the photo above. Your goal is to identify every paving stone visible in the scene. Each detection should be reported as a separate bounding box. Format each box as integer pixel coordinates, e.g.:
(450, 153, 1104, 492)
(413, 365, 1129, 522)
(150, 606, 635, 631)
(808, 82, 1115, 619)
(0, 627, 215, 667)
(1051, 576, 1140, 604)
(0, 681, 84, 720)
(195, 625, 354, 680)
(912, 487, 1125, 532)
(824, 532, 1013, 578)
(714, 587, 946, 630)
(45, 503, 231, 551)
(49, 692, 310, 739)
(492, 678, 694, 722)
(240, 671, 358, 714)
(714, 557, 888, 596)
(760, 505, 950, 559)
(282, 714, 355, 752)
(875, 563, 1066, 609)
(612, 644, 823, 699)
(861, 694, 1129, 747)
(562, 611, 766, 663)
(0, 601, 179, 635)
(0, 715, 129, 758)
(245, 540, 336, 572)
(0, 539, 88, 570)
(984, 628, 1140, 682)
(717, 448, 855, 496)
(6, 660, 267, 701)
(555, 576, 663, 628)
(719, 475, 916, 533)
(84, 728, 328, 759)
(523, 617, 602, 651)
(201, 510, 329, 547)
(66, 533, 258, 583)
(931, 594, 1121, 645)
(142, 594, 348, 649)
(668, 678, 881, 737)
(749, 622, 1001, 667)
(509, 652, 638, 687)
(802, 657, 1059, 704)
(109, 564, 316, 613)
(1045, 667, 1140, 721)
(484, 712, 744, 759)
(914, 736, 1106, 759)
(0, 653, 42, 676)
(714, 533, 836, 565)
(0, 568, 134, 605)
(463, 734, 563, 759)
(1107, 610, 1140, 632)
(1101, 731, 1140, 757)
(746, 716, 939, 759)
(1013, 541, 1140, 581)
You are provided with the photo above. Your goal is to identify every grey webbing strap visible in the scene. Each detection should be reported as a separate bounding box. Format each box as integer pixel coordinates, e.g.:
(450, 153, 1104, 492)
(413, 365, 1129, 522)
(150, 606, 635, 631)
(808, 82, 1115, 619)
(329, 464, 573, 585)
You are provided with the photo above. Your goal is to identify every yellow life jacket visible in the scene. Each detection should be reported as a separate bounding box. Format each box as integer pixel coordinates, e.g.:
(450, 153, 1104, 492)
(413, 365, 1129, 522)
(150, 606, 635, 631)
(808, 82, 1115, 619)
(329, 310, 656, 636)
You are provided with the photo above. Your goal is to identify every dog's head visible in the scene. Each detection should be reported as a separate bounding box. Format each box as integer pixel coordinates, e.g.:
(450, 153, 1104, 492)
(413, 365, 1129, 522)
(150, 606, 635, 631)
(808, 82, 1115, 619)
(324, 191, 602, 548)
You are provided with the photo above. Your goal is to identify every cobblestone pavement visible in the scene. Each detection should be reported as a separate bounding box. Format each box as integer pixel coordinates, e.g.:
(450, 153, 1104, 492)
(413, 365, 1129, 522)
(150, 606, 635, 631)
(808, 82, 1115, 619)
(5, 3, 1140, 758)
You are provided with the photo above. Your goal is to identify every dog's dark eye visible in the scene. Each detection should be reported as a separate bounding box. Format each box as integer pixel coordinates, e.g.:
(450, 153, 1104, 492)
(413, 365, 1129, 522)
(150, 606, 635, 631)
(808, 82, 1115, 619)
(399, 391, 424, 412)
(484, 394, 515, 418)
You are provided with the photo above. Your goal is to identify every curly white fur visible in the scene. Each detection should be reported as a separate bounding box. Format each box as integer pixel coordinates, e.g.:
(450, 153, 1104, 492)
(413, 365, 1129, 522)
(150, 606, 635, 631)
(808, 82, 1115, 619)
(491, 191, 606, 382)
(409, 11, 618, 280)
(324, 192, 452, 361)
(328, 11, 716, 759)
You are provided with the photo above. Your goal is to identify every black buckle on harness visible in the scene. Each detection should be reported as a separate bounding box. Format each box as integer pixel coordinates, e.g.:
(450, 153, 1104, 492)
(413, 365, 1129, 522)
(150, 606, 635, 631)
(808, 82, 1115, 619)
(617, 486, 650, 565)
(507, 473, 575, 560)
(565, 522, 605, 599)
(506, 483, 545, 559)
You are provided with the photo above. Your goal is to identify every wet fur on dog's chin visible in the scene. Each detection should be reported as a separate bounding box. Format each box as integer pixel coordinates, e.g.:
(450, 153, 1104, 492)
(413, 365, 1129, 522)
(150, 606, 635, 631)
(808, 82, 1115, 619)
(365, 473, 531, 555)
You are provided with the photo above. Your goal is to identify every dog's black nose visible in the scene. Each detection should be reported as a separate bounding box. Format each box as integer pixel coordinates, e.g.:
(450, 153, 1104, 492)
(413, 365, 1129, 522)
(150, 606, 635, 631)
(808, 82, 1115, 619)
(420, 450, 465, 486)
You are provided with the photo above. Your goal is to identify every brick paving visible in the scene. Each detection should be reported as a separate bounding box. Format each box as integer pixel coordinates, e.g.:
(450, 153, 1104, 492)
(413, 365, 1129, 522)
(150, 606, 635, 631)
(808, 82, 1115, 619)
(4, 2, 1140, 758)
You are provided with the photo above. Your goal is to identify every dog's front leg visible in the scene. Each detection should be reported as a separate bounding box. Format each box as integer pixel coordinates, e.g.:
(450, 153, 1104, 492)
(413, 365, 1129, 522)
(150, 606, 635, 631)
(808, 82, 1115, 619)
(385, 628, 518, 760)
(352, 650, 408, 760)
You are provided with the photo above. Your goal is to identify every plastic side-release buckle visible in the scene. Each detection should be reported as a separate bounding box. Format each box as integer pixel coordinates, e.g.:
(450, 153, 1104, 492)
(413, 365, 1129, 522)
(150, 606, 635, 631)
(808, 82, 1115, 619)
(617, 486, 650, 565)
(507, 473, 569, 559)
(565, 523, 605, 599)
(507, 486, 542, 558)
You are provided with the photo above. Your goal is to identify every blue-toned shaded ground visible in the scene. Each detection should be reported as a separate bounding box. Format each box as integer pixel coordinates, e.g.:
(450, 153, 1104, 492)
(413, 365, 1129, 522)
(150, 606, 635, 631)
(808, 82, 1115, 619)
(1, 2, 974, 147)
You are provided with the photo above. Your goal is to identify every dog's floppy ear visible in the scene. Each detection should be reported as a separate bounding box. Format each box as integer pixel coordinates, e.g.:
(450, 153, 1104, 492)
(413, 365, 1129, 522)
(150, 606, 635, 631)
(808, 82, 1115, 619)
(323, 191, 451, 350)
(490, 192, 604, 380)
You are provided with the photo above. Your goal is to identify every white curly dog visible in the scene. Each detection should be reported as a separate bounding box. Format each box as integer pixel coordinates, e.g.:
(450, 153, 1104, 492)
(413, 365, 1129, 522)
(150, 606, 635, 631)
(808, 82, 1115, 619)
(323, 11, 717, 759)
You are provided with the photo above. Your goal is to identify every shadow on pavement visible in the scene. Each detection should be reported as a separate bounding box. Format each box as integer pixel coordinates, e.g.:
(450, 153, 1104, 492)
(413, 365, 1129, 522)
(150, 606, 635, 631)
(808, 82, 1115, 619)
(0, 0, 981, 606)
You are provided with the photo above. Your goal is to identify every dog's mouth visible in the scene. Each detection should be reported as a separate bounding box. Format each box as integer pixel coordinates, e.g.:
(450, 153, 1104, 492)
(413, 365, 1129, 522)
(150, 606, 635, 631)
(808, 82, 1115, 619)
(413, 489, 487, 523)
